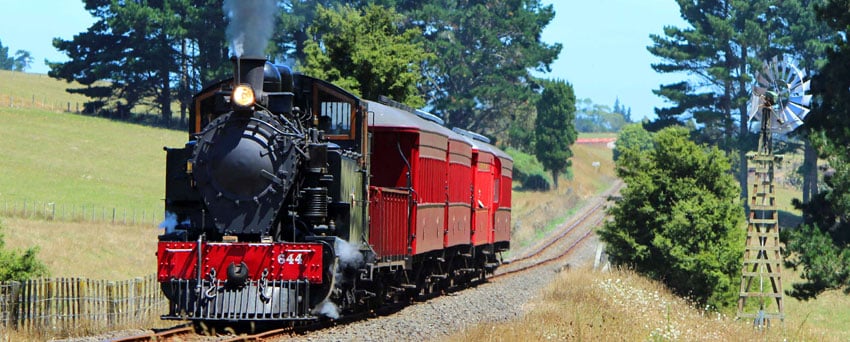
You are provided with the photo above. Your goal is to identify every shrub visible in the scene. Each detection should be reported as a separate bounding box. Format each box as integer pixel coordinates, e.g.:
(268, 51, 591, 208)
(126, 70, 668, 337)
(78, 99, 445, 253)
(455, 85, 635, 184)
(0, 220, 48, 281)
(598, 127, 744, 310)
(504, 147, 552, 190)
(522, 174, 551, 191)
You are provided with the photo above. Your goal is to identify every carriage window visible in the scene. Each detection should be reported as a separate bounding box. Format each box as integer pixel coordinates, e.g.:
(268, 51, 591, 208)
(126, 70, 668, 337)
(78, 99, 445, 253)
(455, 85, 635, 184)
(320, 102, 352, 135)
(314, 83, 356, 139)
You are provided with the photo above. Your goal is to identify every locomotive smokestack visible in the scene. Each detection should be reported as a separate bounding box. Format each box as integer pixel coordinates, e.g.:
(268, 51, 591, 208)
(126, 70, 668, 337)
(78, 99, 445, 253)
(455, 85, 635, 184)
(223, 0, 277, 57)
(232, 56, 267, 101)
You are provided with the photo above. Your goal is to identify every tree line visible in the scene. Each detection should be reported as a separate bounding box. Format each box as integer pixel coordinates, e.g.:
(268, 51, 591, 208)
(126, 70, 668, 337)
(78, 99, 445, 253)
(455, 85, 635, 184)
(49, 0, 577, 192)
(48, 0, 561, 140)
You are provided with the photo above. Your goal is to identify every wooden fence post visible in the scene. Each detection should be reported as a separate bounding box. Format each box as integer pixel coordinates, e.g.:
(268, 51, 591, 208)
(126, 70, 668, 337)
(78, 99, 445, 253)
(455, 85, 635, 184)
(47, 279, 55, 331)
(106, 281, 115, 328)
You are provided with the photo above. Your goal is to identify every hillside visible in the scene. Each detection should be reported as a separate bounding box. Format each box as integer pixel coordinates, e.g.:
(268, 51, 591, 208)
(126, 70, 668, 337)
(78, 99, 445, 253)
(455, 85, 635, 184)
(0, 69, 92, 111)
(0, 107, 186, 212)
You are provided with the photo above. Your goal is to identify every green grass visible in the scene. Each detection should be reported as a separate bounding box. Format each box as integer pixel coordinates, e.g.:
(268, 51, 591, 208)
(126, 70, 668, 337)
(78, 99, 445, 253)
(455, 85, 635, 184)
(0, 107, 186, 212)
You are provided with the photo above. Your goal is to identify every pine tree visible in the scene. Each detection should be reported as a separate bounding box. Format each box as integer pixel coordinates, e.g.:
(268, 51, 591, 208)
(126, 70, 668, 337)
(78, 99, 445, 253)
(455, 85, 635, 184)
(649, 0, 778, 205)
(405, 0, 561, 136)
(534, 79, 576, 189)
(781, 0, 850, 299)
(49, 0, 229, 122)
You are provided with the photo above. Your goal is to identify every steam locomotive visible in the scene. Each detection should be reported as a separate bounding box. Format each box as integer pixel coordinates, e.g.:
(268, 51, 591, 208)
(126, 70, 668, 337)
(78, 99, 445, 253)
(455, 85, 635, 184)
(156, 57, 512, 322)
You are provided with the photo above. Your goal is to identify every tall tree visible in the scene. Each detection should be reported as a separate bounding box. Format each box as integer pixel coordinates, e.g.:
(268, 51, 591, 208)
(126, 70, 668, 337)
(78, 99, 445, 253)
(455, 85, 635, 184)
(781, 0, 850, 299)
(274, 0, 336, 64)
(405, 0, 561, 137)
(773, 0, 833, 204)
(534, 79, 576, 190)
(173, 0, 230, 120)
(50, 1, 181, 120)
(649, 1, 782, 204)
(50, 0, 229, 122)
(300, 4, 431, 107)
(599, 126, 745, 309)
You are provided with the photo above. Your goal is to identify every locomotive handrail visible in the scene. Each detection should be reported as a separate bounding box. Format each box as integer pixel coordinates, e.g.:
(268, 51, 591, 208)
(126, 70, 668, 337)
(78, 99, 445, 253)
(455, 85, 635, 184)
(369, 186, 409, 195)
(164, 248, 194, 253)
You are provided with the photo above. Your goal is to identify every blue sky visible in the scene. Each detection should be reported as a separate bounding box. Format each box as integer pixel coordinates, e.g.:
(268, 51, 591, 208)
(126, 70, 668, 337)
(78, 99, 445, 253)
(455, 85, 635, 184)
(0, 0, 686, 121)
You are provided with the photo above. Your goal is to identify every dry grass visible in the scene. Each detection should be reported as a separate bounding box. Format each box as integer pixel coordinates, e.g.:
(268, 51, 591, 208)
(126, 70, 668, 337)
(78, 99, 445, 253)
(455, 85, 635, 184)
(0, 70, 92, 110)
(509, 142, 617, 257)
(1, 217, 160, 280)
(445, 268, 831, 342)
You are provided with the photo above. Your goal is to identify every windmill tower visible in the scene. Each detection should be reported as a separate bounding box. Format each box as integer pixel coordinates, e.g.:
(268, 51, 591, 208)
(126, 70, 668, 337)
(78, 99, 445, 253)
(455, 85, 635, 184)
(737, 57, 811, 327)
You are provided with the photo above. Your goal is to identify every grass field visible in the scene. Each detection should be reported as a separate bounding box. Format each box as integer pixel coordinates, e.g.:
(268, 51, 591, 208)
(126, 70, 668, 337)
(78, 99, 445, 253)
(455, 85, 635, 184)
(0, 107, 186, 212)
(1, 217, 160, 279)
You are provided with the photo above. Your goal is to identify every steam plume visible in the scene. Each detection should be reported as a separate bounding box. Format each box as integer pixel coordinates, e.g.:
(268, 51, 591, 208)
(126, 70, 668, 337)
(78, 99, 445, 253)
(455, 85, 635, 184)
(334, 237, 364, 269)
(314, 300, 340, 319)
(159, 212, 190, 234)
(223, 0, 277, 57)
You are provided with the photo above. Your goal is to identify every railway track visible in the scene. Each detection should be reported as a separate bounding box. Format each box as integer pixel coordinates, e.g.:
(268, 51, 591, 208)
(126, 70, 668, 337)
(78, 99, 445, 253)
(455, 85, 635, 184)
(112, 183, 620, 342)
(493, 191, 613, 279)
(111, 325, 194, 342)
(497, 181, 621, 276)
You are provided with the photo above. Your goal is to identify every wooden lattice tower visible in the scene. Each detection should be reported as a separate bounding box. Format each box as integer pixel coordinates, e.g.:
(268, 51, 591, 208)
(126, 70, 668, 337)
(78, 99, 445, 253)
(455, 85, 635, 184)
(737, 98, 784, 325)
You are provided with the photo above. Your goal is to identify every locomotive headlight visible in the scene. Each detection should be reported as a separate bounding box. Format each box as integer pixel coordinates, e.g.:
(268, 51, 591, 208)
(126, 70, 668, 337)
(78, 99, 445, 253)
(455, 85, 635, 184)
(232, 84, 255, 108)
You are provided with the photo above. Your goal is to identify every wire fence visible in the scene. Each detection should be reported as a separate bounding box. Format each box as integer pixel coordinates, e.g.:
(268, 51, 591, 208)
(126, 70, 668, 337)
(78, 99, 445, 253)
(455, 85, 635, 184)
(0, 93, 87, 113)
(0, 93, 191, 129)
(0, 275, 167, 334)
(1, 198, 164, 226)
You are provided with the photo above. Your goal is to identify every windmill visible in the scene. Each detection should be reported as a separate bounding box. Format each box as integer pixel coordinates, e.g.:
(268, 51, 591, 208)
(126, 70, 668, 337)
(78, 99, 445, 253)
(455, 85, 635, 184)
(737, 57, 811, 327)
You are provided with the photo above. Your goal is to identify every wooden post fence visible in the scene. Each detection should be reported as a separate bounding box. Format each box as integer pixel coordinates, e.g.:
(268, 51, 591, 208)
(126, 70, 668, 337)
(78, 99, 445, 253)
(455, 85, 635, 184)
(0, 275, 166, 334)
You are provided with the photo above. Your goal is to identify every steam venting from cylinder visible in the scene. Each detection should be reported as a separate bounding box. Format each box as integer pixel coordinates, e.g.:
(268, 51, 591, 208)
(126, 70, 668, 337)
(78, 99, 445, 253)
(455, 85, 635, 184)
(223, 0, 277, 57)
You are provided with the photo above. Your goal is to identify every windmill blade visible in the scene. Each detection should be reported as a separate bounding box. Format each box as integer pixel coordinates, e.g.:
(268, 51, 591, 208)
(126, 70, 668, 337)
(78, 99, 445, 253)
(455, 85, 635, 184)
(766, 65, 776, 85)
(754, 57, 811, 135)
(787, 77, 802, 93)
(748, 94, 761, 121)
(778, 113, 804, 132)
(783, 63, 795, 86)
(785, 102, 811, 119)
(758, 74, 771, 87)
(789, 63, 806, 83)
(788, 94, 812, 108)
(791, 79, 811, 94)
